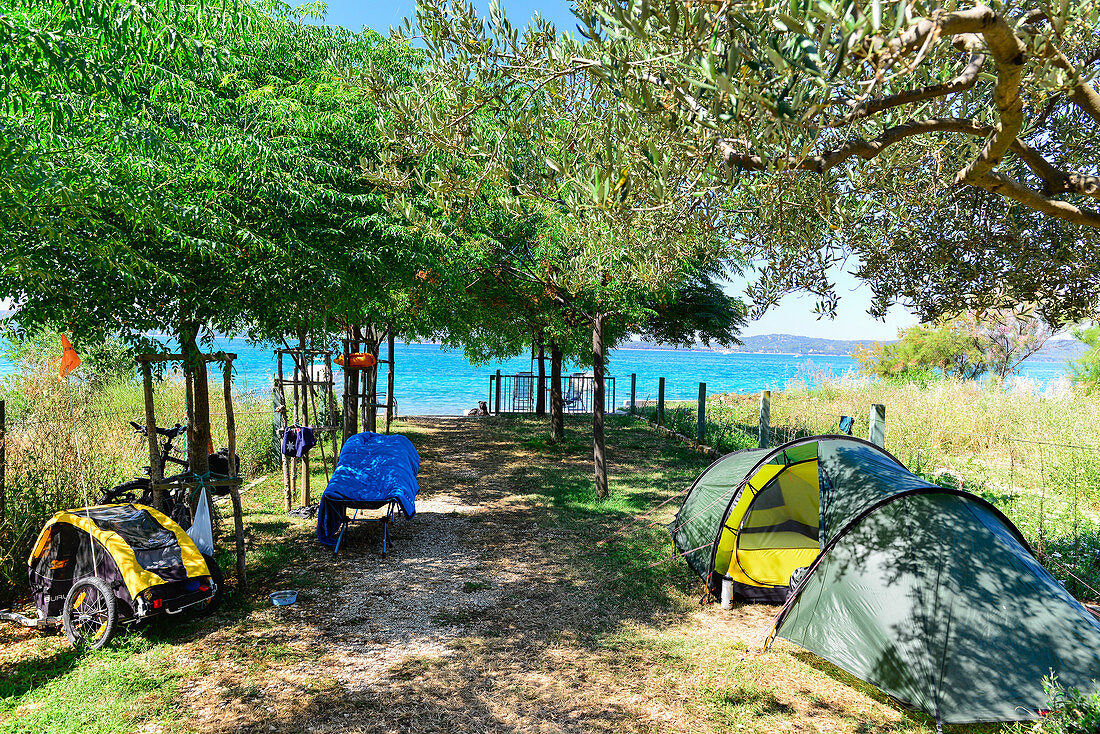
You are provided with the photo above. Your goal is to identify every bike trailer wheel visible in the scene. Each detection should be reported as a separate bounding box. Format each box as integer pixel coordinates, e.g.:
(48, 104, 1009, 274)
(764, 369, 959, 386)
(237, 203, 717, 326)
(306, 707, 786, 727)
(63, 577, 118, 649)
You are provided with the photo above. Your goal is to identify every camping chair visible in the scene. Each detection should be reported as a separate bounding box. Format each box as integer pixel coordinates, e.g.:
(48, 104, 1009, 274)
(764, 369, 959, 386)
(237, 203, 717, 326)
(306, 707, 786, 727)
(332, 499, 400, 557)
(563, 372, 589, 411)
(316, 432, 419, 557)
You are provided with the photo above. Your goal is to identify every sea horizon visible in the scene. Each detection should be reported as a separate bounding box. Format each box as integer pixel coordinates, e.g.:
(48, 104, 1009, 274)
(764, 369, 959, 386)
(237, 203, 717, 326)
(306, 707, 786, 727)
(0, 336, 1073, 416)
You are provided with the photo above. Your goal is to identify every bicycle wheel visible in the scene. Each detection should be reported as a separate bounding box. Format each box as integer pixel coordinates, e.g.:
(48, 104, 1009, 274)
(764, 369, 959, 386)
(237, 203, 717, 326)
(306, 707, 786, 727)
(98, 478, 149, 505)
(62, 577, 118, 649)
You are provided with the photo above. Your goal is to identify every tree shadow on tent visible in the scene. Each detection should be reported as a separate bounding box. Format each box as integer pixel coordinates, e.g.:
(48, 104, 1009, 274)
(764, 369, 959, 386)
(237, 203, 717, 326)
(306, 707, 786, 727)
(787, 453, 1100, 725)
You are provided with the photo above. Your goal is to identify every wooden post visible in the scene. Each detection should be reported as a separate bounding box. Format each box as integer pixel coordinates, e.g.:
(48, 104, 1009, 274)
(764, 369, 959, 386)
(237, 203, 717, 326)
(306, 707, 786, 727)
(325, 352, 339, 460)
(360, 368, 369, 431)
(228, 483, 248, 594)
(758, 390, 771, 449)
(869, 403, 887, 448)
(657, 377, 665, 427)
(290, 351, 300, 507)
(301, 454, 310, 506)
(298, 349, 311, 507)
(494, 369, 502, 414)
(140, 362, 164, 513)
(363, 327, 379, 433)
(341, 336, 350, 446)
(222, 360, 237, 476)
(343, 327, 361, 444)
(219, 356, 247, 592)
(277, 352, 291, 512)
(0, 400, 5, 523)
(385, 331, 396, 434)
(697, 382, 706, 445)
(630, 373, 636, 414)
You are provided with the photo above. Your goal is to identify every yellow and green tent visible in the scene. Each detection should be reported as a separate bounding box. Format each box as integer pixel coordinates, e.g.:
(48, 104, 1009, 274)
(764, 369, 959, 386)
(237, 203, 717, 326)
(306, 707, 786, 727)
(672, 435, 1100, 725)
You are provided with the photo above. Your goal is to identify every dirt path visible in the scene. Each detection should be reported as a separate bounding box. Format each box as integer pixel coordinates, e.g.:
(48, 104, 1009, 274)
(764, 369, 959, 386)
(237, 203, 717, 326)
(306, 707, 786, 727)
(158, 416, 924, 734)
(169, 417, 766, 733)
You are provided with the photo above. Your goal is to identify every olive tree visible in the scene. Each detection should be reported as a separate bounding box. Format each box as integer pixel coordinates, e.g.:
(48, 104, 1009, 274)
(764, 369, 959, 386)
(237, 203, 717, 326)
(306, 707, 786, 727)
(374, 0, 1100, 324)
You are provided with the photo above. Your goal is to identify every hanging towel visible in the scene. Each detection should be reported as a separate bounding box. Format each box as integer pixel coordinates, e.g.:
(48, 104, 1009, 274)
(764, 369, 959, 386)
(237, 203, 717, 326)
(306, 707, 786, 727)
(281, 426, 316, 457)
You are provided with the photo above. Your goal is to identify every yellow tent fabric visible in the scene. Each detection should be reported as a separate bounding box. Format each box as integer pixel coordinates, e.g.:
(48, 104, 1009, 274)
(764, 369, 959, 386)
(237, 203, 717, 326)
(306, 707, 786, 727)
(714, 458, 821, 589)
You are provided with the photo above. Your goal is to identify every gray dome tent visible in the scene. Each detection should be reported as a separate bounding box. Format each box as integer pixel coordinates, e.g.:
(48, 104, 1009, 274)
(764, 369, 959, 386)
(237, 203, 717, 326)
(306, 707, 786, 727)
(672, 435, 1100, 725)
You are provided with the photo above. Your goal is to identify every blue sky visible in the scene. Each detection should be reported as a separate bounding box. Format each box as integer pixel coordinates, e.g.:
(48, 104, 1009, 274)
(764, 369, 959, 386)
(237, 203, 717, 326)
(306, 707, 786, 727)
(324, 0, 916, 341)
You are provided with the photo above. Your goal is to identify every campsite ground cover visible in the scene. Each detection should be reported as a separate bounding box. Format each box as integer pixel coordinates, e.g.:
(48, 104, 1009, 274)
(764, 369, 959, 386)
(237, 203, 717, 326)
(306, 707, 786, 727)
(1, 414, 1006, 733)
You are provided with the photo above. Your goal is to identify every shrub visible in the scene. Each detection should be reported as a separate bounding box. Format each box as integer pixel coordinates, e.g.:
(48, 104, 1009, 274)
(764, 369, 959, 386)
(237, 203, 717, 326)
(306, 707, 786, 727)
(1007, 676, 1100, 734)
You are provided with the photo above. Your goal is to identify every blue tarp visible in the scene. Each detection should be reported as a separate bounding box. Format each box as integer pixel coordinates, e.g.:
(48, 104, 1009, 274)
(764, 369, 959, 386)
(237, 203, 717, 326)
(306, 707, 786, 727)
(316, 432, 420, 547)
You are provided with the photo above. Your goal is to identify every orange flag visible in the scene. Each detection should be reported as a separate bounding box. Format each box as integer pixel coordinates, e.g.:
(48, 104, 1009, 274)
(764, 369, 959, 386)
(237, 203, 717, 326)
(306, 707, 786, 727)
(59, 335, 82, 380)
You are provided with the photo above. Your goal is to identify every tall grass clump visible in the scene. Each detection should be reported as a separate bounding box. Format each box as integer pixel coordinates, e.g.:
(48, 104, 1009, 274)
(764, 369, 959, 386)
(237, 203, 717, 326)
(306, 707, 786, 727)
(1006, 676, 1100, 734)
(0, 333, 275, 606)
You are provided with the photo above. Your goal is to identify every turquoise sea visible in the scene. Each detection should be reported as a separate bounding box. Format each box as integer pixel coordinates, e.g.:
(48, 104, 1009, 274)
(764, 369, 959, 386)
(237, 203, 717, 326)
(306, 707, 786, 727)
(0, 336, 1072, 416)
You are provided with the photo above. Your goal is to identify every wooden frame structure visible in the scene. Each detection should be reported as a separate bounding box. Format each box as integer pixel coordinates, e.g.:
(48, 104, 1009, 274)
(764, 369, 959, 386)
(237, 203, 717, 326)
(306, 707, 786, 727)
(340, 326, 396, 446)
(273, 347, 340, 511)
(135, 352, 247, 593)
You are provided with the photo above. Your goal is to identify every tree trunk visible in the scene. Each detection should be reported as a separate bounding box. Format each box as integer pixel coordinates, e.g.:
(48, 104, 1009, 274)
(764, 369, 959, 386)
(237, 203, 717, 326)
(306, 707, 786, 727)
(535, 336, 546, 416)
(550, 339, 564, 441)
(385, 329, 396, 434)
(592, 313, 607, 499)
(364, 326, 380, 433)
(180, 322, 211, 478)
(342, 326, 360, 445)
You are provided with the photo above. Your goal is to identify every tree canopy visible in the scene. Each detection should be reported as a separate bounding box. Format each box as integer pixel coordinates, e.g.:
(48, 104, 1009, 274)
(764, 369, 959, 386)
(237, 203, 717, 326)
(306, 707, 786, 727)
(373, 0, 1100, 323)
(854, 307, 1055, 381)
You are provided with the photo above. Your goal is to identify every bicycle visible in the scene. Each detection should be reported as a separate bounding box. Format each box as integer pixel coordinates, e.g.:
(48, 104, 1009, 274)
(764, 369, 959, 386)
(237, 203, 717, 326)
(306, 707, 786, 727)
(98, 422, 236, 530)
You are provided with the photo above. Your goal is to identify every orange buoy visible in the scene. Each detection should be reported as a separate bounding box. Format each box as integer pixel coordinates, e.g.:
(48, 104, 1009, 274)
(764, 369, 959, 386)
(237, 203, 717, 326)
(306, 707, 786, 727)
(334, 352, 378, 369)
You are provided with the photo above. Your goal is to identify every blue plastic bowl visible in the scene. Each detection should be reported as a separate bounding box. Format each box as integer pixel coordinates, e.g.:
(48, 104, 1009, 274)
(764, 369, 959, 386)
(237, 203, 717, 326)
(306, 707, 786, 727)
(269, 590, 297, 606)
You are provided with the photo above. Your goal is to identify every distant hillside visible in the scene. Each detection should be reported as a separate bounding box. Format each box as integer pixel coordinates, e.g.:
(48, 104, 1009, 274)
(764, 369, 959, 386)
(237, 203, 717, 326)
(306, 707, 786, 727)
(722, 334, 885, 356)
(1025, 338, 1088, 363)
(618, 334, 885, 355)
(619, 332, 1089, 364)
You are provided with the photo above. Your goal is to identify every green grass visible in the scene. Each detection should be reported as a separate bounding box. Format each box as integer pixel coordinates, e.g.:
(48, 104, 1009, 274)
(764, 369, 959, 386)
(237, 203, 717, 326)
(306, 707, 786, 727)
(0, 636, 187, 734)
(484, 414, 712, 619)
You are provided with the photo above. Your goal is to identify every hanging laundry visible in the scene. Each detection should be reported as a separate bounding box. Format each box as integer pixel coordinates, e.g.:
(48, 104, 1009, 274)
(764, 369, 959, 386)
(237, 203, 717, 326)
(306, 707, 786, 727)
(282, 426, 316, 457)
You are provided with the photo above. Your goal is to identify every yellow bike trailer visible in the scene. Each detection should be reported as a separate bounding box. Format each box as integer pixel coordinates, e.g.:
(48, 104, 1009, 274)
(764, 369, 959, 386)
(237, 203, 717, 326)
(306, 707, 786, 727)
(14, 503, 222, 648)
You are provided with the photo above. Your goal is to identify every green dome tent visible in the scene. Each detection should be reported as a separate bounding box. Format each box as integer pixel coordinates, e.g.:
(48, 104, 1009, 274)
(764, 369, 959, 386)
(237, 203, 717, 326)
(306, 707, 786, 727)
(672, 435, 1100, 725)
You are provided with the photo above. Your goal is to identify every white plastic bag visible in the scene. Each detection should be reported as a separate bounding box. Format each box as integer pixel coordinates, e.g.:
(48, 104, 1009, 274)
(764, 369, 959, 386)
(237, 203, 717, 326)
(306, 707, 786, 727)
(187, 487, 215, 556)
